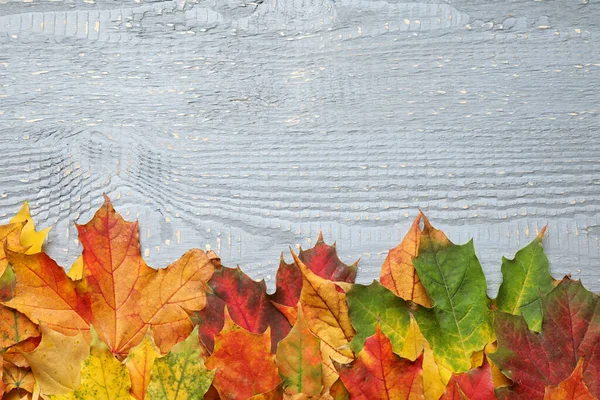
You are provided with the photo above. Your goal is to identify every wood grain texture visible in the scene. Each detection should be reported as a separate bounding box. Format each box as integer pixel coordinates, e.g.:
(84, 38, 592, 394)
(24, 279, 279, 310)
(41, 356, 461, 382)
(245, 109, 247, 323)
(0, 0, 598, 295)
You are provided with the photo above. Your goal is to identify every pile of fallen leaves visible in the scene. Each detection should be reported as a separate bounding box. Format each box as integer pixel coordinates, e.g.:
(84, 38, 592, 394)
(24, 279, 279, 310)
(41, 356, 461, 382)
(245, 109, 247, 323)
(0, 197, 598, 400)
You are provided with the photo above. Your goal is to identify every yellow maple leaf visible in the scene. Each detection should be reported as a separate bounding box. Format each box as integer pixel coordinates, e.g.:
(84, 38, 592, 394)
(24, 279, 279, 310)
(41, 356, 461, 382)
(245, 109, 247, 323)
(52, 328, 132, 400)
(66, 256, 83, 282)
(125, 331, 160, 400)
(400, 315, 449, 400)
(23, 324, 88, 397)
(10, 201, 50, 255)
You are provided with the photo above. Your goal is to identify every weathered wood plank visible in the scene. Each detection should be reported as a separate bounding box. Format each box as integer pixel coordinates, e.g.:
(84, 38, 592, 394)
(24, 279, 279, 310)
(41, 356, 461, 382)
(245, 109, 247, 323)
(0, 0, 598, 295)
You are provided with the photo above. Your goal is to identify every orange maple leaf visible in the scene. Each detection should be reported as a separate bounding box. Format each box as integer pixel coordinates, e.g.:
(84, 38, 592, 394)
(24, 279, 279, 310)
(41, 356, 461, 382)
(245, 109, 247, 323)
(3, 251, 91, 337)
(380, 214, 432, 307)
(75, 196, 215, 358)
(206, 308, 281, 399)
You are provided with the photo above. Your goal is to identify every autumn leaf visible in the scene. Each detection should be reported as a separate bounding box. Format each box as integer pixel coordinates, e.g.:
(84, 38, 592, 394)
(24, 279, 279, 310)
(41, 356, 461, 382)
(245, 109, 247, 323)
(336, 325, 424, 399)
(490, 279, 600, 399)
(276, 307, 322, 396)
(346, 281, 411, 355)
(412, 214, 495, 373)
(484, 342, 512, 389)
(206, 308, 281, 399)
(544, 359, 595, 400)
(2, 361, 34, 396)
(0, 305, 39, 349)
(192, 263, 291, 353)
(329, 378, 350, 400)
(270, 255, 304, 308)
(75, 196, 214, 357)
(10, 201, 51, 255)
(295, 250, 355, 359)
(272, 301, 299, 326)
(399, 316, 448, 400)
(495, 227, 555, 332)
(3, 336, 39, 369)
(125, 330, 160, 400)
(440, 357, 495, 400)
(299, 233, 358, 283)
(3, 251, 91, 337)
(23, 324, 88, 396)
(248, 385, 284, 400)
(52, 327, 131, 400)
(0, 266, 16, 307)
(67, 256, 83, 282)
(146, 326, 214, 399)
(380, 215, 432, 307)
(270, 233, 357, 307)
(0, 352, 4, 398)
(320, 340, 354, 394)
(0, 222, 27, 277)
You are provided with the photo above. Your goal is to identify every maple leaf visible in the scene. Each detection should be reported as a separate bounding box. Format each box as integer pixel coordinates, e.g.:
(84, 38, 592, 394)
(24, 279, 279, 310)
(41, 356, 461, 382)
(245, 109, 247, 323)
(399, 316, 448, 400)
(10, 201, 51, 255)
(412, 214, 495, 373)
(146, 326, 214, 399)
(2, 251, 91, 337)
(75, 196, 214, 357)
(336, 325, 424, 399)
(380, 215, 432, 307)
(346, 281, 411, 355)
(2, 364, 34, 398)
(23, 324, 88, 396)
(270, 233, 357, 307)
(329, 378, 350, 400)
(495, 227, 555, 331)
(248, 385, 284, 400)
(490, 279, 600, 399)
(206, 308, 281, 399)
(0, 305, 39, 349)
(192, 264, 290, 353)
(0, 352, 4, 398)
(321, 340, 355, 395)
(276, 306, 322, 396)
(440, 357, 495, 400)
(3, 336, 39, 369)
(52, 327, 131, 400)
(484, 342, 512, 389)
(125, 330, 160, 400)
(295, 251, 355, 356)
(544, 359, 595, 400)
(0, 222, 27, 278)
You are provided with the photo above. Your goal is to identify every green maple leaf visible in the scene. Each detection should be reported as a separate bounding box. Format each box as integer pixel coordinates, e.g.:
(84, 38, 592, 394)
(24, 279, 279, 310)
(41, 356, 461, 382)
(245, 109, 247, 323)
(412, 215, 494, 373)
(495, 227, 555, 332)
(346, 281, 411, 355)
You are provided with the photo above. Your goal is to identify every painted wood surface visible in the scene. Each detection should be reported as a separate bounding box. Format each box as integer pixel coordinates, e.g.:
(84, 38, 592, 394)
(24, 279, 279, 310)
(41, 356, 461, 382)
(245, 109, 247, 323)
(0, 0, 598, 295)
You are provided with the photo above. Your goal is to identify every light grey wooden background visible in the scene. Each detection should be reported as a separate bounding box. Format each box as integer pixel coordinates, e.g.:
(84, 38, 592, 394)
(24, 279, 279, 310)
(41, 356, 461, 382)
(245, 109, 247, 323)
(0, 0, 598, 296)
